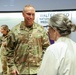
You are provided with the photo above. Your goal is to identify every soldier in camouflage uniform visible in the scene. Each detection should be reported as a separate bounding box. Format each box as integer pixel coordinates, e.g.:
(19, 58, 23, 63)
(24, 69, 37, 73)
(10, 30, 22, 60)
(0, 25, 16, 75)
(11, 4, 50, 75)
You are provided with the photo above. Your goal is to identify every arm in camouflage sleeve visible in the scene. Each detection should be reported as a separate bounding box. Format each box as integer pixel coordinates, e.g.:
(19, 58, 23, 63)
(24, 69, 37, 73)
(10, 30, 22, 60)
(5, 32, 17, 72)
(42, 29, 50, 53)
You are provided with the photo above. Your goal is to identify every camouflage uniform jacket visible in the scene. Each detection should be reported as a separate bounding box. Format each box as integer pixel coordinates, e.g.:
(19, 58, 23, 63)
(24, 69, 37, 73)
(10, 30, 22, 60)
(0, 30, 16, 70)
(12, 21, 50, 74)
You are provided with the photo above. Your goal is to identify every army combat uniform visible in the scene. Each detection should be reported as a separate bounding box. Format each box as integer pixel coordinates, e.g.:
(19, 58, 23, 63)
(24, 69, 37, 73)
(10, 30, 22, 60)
(11, 21, 50, 75)
(0, 30, 16, 75)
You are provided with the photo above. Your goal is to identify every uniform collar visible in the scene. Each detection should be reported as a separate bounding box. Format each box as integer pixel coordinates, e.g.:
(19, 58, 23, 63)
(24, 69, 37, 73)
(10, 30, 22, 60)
(20, 21, 37, 30)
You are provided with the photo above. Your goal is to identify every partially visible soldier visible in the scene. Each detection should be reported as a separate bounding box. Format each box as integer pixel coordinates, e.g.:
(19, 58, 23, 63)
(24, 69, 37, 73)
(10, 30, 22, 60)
(0, 25, 16, 75)
(11, 4, 50, 75)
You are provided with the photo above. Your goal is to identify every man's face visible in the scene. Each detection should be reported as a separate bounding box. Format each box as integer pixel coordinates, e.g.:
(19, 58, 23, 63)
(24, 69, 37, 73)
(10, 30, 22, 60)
(22, 7, 35, 27)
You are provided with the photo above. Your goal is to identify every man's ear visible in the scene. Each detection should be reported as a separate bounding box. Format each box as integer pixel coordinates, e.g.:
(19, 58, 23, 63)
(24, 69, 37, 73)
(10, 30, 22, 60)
(22, 11, 24, 17)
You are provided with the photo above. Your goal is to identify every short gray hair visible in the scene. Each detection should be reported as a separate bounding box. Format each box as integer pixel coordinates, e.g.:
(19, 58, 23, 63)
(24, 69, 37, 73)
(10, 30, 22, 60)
(23, 4, 35, 12)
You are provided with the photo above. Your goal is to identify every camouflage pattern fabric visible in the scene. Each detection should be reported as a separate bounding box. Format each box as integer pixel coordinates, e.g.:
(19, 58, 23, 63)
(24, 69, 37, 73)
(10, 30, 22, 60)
(12, 21, 50, 74)
(0, 30, 16, 75)
(1, 49, 7, 75)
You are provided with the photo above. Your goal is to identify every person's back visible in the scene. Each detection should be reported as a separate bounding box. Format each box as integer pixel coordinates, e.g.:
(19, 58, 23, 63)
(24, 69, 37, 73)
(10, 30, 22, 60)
(63, 38, 76, 75)
(52, 37, 76, 75)
(38, 13, 76, 75)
